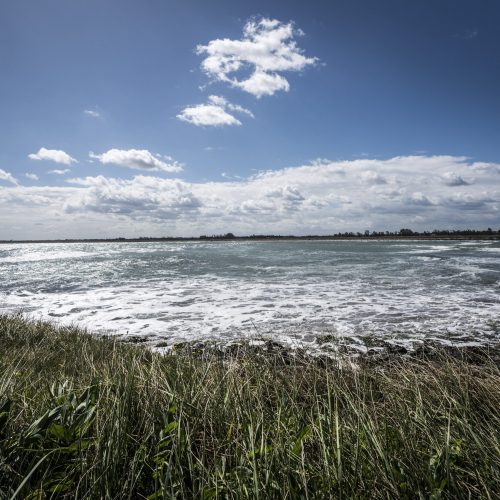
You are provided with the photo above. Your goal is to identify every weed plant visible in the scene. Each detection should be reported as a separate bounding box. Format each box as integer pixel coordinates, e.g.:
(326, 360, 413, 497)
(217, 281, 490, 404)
(0, 314, 499, 498)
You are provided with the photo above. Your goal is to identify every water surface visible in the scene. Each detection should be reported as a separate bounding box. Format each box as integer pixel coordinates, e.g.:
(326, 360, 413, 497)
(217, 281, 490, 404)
(1, 240, 499, 352)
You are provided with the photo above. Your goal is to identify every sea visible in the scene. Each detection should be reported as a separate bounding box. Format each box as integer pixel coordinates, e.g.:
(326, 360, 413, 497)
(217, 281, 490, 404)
(1, 239, 499, 353)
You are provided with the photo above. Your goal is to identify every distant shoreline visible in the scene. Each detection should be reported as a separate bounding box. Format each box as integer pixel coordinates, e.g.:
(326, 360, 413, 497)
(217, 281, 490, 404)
(1, 232, 500, 244)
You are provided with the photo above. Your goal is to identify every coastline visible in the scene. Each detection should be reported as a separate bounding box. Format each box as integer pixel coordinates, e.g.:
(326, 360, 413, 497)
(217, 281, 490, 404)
(1, 233, 499, 244)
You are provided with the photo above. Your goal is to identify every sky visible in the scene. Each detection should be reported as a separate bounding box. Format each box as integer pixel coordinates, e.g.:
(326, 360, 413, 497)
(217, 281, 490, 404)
(0, 0, 499, 238)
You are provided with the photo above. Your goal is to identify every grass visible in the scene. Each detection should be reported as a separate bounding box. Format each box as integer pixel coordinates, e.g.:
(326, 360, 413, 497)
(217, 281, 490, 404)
(0, 314, 499, 499)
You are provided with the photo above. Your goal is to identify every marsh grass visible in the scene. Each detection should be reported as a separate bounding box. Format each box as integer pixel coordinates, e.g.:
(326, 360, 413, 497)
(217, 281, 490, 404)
(0, 314, 499, 498)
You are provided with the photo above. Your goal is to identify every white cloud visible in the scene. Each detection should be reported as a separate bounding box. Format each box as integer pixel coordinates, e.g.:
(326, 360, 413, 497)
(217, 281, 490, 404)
(196, 17, 318, 97)
(28, 147, 77, 165)
(65, 175, 201, 219)
(48, 169, 71, 175)
(207, 95, 254, 117)
(25, 173, 39, 181)
(0, 168, 18, 185)
(177, 95, 254, 126)
(84, 109, 101, 118)
(178, 104, 241, 127)
(441, 171, 471, 186)
(360, 170, 388, 185)
(235, 70, 290, 97)
(65, 156, 500, 231)
(1, 156, 499, 238)
(89, 149, 183, 173)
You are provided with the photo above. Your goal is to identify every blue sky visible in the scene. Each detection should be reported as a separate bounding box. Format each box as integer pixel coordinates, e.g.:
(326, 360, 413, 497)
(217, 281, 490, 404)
(0, 0, 499, 238)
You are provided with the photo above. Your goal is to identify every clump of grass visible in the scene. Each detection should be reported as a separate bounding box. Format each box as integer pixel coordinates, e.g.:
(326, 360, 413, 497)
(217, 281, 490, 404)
(0, 313, 499, 498)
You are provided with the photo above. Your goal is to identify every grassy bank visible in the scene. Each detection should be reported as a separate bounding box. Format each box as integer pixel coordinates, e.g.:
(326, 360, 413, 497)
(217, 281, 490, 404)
(0, 315, 499, 498)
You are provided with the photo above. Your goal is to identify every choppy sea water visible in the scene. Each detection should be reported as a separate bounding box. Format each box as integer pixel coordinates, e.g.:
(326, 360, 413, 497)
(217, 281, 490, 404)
(1, 240, 499, 352)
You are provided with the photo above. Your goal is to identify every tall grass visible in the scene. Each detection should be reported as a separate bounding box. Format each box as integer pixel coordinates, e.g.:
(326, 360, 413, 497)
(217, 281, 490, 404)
(0, 314, 499, 498)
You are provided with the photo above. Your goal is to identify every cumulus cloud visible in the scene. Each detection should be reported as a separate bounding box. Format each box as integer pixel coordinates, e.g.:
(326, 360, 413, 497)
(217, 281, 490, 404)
(177, 105, 240, 127)
(196, 17, 318, 97)
(441, 171, 471, 186)
(405, 192, 434, 206)
(1, 156, 499, 237)
(65, 156, 500, 230)
(48, 169, 71, 175)
(65, 175, 200, 219)
(28, 147, 77, 165)
(444, 192, 493, 209)
(177, 95, 254, 126)
(89, 149, 183, 173)
(0, 168, 18, 185)
(360, 171, 388, 185)
(25, 173, 39, 181)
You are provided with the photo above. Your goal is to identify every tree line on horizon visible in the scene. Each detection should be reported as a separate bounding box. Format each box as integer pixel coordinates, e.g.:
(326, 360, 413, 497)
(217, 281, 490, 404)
(2, 228, 499, 243)
(198, 228, 499, 239)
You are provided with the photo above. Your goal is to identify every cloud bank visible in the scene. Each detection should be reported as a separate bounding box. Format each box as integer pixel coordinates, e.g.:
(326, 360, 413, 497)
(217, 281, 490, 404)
(197, 17, 318, 97)
(1, 156, 498, 239)
(28, 148, 77, 165)
(89, 149, 183, 173)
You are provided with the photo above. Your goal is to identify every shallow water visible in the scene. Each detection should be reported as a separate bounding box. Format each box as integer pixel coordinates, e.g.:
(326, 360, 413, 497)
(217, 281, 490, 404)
(1, 240, 499, 351)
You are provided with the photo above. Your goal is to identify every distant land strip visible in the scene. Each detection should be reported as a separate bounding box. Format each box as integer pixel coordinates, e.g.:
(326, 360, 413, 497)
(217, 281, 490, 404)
(1, 228, 499, 244)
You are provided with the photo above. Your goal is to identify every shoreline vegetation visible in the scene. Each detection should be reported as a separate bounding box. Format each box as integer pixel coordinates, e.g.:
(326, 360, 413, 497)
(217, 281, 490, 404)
(1, 228, 499, 244)
(1, 315, 499, 498)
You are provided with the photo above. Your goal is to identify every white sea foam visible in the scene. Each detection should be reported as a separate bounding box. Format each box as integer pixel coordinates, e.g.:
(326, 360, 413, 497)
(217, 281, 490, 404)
(1, 240, 499, 351)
